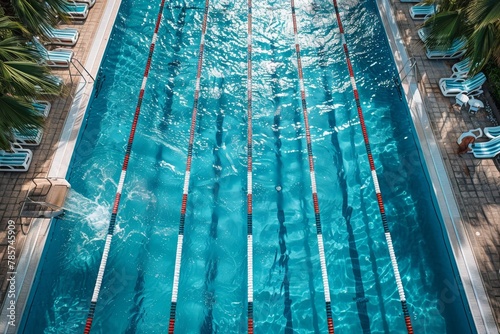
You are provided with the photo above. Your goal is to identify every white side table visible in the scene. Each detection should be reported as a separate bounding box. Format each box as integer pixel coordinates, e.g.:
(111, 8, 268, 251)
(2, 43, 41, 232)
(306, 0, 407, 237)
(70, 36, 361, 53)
(455, 93, 469, 108)
(468, 98, 484, 114)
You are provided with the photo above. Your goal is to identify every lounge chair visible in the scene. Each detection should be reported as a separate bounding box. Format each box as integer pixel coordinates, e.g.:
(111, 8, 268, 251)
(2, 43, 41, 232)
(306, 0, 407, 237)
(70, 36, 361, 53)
(13, 127, 44, 146)
(0, 144, 33, 172)
(409, 4, 435, 20)
(45, 27, 79, 46)
(417, 27, 430, 42)
(457, 128, 482, 145)
(484, 126, 500, 139)
(35, 75, 64, 95)
(33, 100, 52, 117)
(32, 38, 73, 68)
(72, 0, 95, 8)
(439, 72, 486, 97)
(63, 3, 89, 20)
(451, 58, 471, 78)
(470, 136, 500, 158)
(426, 38, 466, 59)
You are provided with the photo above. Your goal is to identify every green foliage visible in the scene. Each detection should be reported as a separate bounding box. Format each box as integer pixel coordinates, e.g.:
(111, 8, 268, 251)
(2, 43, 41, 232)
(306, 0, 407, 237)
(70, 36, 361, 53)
(0, 15, 62, 150)
(423, 0, 500, 76)
(484, 61, 500, 108)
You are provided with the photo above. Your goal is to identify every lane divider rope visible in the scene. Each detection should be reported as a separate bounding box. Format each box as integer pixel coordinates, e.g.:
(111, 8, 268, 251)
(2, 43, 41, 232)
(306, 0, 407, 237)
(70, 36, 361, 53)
(82, 0, 167, 332)
(331, 1, 414, 333)
(246, 0, 254, 332)
(168, 0, 211, 332)
(289, 1, 335, 333)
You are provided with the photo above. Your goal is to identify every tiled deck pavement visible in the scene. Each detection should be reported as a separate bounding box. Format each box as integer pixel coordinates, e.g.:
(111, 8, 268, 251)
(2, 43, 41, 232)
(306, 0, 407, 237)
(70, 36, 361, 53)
(392, 0, 500, 330)
(0, 0, 498, 331)
(0, 0, 108, 307)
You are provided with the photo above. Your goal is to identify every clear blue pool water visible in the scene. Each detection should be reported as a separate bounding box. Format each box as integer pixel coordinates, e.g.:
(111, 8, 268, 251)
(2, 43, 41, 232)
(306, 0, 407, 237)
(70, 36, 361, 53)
(20, 0, 476, 332)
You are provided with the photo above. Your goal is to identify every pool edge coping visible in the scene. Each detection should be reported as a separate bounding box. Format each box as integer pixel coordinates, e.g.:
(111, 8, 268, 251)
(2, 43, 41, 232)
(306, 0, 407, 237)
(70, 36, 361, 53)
(376, 0, 497, 332)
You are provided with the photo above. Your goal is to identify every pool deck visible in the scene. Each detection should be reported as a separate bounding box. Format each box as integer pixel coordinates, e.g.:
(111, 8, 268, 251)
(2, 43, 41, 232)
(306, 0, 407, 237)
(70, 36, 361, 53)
(0, 0, 499, 332)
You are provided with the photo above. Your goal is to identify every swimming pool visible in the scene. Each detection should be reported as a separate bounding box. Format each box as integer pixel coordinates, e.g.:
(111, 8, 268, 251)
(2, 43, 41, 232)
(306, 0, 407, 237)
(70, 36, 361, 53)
(19, 0, 478, 332)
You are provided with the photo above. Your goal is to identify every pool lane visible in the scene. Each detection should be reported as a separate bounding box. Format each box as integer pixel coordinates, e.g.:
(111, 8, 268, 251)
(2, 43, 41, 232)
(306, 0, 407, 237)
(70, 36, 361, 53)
(331, 0, 414, 332)
(82, 0, 169, 331)
(289, 0, 335, 332)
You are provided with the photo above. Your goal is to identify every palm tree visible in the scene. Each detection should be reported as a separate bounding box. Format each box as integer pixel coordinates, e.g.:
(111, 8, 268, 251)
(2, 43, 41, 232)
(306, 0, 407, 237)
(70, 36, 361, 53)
(0, 16, 61, 150)
(423, 0, 500, 75)
(0, 0, 70, 37)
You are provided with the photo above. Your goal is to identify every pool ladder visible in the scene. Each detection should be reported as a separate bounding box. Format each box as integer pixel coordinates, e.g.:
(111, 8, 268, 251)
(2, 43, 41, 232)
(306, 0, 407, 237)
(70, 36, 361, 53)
(393, 57, 417, 100)
(17, 178, 70, 234)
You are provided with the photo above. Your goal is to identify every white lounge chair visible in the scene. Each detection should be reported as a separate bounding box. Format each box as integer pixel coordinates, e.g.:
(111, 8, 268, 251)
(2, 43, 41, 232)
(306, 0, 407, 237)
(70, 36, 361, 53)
(409, 3, 435, 20)
(13, 127, 44, 146)
(63, 2, 89, 20)
(32, 38, 73, 68)
(0, 144, 33, 172)
(439, 72, 486, 97)
(35, 75, 64, 95)
(484, 126, 500, 139)
(417, 27, 430, 42)
(470, 136, 500, 158)
(450, 58, 471, 78)
(457, 128, 483, 145)
(45, 27, 80, 46)
(72, 0, 95, 8)
(426, 38, 466, 59)
(33, 100, 52, 117)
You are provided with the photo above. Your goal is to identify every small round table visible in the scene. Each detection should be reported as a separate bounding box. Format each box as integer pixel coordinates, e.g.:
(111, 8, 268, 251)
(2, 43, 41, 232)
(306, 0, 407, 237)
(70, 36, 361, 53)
(455, 93, 469, 108)
(468, 98, 484, 114)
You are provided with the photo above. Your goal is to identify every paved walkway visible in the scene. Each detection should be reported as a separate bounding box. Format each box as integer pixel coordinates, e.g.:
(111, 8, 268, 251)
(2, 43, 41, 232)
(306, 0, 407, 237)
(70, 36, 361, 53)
(0, 0, 498, 331)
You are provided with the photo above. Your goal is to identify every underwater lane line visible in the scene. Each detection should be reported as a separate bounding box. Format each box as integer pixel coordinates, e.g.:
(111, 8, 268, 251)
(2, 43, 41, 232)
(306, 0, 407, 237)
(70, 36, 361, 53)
(82, 0, 167, 332)
(331, 1, 414, 333)
(289, 1, 335, 333)
(168, 0, 212, 332)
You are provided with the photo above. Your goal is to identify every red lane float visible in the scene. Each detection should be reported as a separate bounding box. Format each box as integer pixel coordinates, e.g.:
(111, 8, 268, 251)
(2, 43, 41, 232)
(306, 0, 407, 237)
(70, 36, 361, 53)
(246, 0, 254, 332)
(168, 0, 212, 332)
(289, 1, 335, 333)
(331, 1, 414, 333)
(82, 0, 167, 332)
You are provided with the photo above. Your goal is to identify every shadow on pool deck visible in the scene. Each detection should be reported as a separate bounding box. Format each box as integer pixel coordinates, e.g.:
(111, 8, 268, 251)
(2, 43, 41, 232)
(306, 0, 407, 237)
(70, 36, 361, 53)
(0, 0, 498, 331)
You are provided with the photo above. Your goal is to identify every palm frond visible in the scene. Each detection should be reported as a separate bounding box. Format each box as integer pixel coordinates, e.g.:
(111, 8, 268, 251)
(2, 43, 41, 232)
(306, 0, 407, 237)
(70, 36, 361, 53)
(0, 61, 61, 97)
(0, 95, 44, 150)
(466, 23, 498, 75)
(468, 0, 500, 28)
(423, 10, 469, 49)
